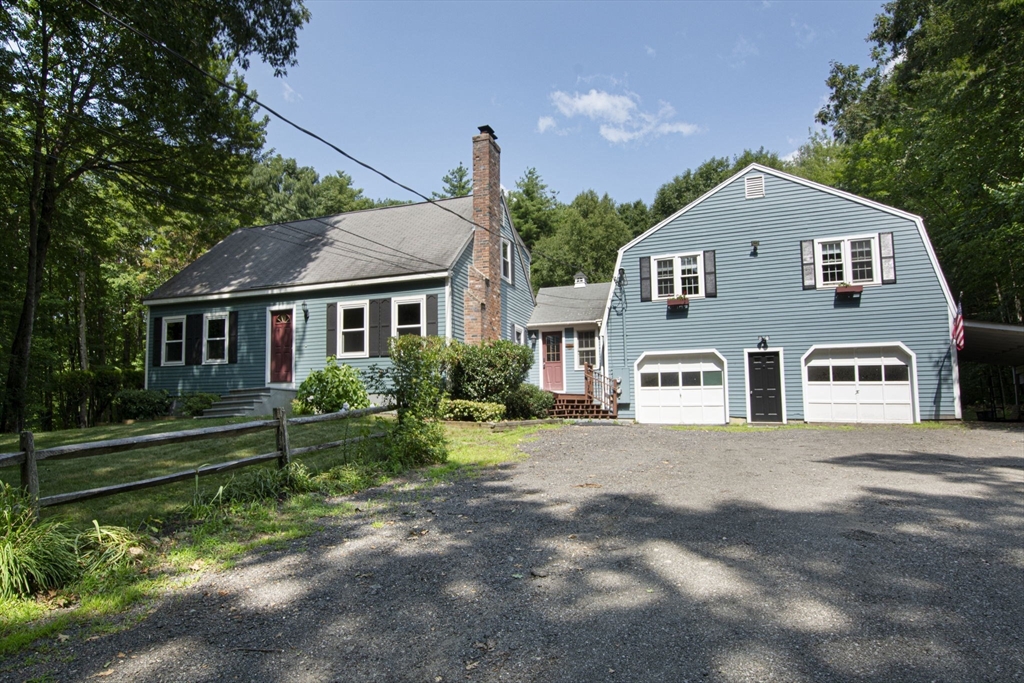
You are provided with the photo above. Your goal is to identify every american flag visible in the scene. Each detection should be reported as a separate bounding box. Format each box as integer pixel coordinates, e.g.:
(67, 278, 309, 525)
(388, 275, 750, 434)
(952, 301, 965, 351)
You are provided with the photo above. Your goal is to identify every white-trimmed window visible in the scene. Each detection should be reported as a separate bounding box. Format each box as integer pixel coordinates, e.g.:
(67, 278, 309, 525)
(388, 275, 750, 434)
(501, 239, 513, 282)
(339, 302, 369, 357)
(653, 252, 705, 299)
(162, 316, 185, 366)
(814, 234, 880, 287)
(576, 329, 598, 369)
(392, 296, 425, 337)
(513, 324, 527, 346)
(203, 313, 229, 364)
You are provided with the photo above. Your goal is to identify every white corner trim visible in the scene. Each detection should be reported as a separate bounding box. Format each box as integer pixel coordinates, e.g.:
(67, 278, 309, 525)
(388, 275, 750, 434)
(144, 270, 450, 306)
(742, 347, 788, 424)
(632, 349, 730, 425)
(799, 341, 920, 423)
(444, 276, 453, 340)
(265, 305, 297, 389)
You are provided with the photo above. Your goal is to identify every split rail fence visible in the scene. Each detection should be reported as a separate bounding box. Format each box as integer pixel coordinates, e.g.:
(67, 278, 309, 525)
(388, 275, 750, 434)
(0, 405, 392, 514)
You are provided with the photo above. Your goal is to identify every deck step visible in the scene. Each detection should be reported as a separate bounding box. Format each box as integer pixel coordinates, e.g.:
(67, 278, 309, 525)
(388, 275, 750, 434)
(550, 393, 616, 419)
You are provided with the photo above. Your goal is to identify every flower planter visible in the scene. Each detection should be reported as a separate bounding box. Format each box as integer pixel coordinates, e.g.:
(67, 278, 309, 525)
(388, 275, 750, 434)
(835, 285, 863, 294)
(666, 297, 690, 309)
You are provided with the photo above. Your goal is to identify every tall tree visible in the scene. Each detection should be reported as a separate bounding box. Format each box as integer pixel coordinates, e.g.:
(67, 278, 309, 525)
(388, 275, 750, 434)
(506, 167, 559, 249)
(247, 154, 375, 224)
(0, 0, 309, 431)
(617, 199, 651, 238)
(531, 191, 631, 289)
(432, 162, 472, 199)
(817, 0, 1024, 323)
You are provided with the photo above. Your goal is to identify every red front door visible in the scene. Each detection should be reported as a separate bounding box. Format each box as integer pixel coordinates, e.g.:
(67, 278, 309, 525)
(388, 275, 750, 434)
(543, 332, 564, 392)
(270, 310, 293, 384)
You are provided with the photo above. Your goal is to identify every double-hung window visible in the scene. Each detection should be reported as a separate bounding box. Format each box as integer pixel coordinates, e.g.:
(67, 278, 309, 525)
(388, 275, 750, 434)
(501, 239, 513, 282)
(576, 329, 598, 368)
(162, 317, 185, 366)
(814, 234, 880, 287)
(203, 313, 229, 364)
(393, 297, 425, 337)
(513, 324, 527, 346)
(339, 302, 369, 357)
(653, 252, 705, 299)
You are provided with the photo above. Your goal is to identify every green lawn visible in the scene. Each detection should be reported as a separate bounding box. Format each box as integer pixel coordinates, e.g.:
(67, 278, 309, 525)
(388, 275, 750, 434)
(0, 418, 557, 658)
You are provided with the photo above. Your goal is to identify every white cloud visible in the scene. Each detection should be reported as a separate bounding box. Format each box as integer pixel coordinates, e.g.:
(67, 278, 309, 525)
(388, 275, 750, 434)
(730, 36, 759, 68)
(551, 89, 637, 125)
(791, 18, 817, 47)
(645, 45, 656, 58)
(282, 82, 302, 102)
(782, 149, 800, 162)
(881, 52, 906, 76)
(545, 90, 700, 144)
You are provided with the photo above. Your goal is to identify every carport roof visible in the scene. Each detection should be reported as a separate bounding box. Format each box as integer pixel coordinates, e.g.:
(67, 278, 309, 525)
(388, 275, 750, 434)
(960, 320, 1024, 366)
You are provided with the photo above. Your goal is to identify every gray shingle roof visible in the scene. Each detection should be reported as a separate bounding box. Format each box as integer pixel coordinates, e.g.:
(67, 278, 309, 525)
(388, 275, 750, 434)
(147, 197, 475, 301)
(528, 282, 611, 327)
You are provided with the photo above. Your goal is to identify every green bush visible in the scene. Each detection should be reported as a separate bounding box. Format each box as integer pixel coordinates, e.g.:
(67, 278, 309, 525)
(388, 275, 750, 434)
(294, 359, 370, 415)
(91, 366, 125, 421)
(179, 392, 220, 417)
(447, 340, 533, 406)
(441, 398, 506, 422)
(114, 389, 171, 420)
(0, 483, 80, 599)
(365, 336, 448, 466)
(121, 369, 145, 391)
(505, 383, 556, 420)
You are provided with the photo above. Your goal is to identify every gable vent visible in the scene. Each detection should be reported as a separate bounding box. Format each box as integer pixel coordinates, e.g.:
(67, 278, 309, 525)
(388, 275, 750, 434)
(745, 175, 766, 199)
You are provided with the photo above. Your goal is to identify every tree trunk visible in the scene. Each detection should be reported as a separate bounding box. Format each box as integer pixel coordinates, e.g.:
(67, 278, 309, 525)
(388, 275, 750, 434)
(78, 261, 89, 428)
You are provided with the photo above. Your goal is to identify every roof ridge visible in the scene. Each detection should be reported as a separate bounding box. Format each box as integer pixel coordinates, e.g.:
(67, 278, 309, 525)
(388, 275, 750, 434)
(241, 195, 473, 232)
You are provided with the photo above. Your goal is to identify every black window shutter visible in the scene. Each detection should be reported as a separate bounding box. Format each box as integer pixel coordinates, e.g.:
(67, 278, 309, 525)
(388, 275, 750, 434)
(704, 250, 717, 298)
(800, 240, 816, 290)
(228, 311, 239, 364)
(426, 294, 438, 337)
(185, 314, 203, 365)
(639, 256, 652, 302)
(880, 232, 897, 284)
(368, 300, 381, 358)
(379, 298, 391, 356)
(326, 303, 337, 358)
(151, 316, 162, 367)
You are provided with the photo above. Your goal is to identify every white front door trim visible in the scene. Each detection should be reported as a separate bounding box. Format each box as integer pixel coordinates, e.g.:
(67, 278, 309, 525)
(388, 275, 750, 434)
(265, 305, 297, 389)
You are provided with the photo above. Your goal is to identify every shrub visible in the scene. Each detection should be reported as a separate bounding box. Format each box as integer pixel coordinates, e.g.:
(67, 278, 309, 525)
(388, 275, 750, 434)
(505, 383, 556, 420)
(441, 398, 506, 422)
(365, 336, 448, 466)
(114, 389, 171, 420)
(0, 483, 79, 599)
(91, 366, 125, 422)
(295, 359, 370, 415)
(52, 369, 93, 429)
(179, 392, 220, 417)
(447, 340, 533, 405)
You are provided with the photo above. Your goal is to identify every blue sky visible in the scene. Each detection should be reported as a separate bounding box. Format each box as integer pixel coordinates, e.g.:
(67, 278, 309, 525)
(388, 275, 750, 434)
(243, 1, 883, 206)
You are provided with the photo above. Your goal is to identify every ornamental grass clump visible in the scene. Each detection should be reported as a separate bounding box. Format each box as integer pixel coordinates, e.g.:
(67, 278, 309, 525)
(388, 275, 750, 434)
(75, 521, 146, 576)
(0, 483, 79, 600)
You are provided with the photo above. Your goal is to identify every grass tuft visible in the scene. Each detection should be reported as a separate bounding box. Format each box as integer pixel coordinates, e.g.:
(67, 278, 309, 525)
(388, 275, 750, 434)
(0, 483, 80, 600)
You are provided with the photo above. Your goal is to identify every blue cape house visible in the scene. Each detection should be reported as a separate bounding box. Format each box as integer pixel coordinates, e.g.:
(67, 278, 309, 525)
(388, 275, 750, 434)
(527, 164, 961, 424)
(144, 127, 534, 415)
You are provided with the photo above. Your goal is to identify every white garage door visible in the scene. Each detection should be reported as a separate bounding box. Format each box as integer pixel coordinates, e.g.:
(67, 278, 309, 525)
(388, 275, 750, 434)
(803, 346, 914, 423)
(636, 352, 727, 425)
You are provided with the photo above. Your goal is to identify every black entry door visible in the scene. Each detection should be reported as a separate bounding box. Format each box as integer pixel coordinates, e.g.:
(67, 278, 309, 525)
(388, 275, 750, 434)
(748, 352, 783, 422)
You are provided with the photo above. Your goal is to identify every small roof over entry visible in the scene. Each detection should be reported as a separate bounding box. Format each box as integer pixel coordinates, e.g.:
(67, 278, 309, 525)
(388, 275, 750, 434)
(960, 320, 1024, 366)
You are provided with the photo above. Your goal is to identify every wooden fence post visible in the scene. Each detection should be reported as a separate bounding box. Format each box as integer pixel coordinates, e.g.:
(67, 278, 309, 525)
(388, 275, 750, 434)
(20, 431, 39, 518)
(274, 408, 290, 468)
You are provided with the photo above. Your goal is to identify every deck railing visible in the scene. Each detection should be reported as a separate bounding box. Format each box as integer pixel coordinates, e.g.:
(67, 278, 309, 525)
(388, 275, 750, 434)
(0, 405, 392, 515)
(583, 363, 620, 417)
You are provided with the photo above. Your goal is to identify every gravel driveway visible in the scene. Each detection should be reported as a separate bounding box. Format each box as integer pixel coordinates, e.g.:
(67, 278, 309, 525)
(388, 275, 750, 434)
(5, 423, 1023, 683)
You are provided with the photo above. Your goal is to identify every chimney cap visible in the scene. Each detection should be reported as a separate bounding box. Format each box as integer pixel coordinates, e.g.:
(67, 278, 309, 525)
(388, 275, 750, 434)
(477, 125, 497, 139)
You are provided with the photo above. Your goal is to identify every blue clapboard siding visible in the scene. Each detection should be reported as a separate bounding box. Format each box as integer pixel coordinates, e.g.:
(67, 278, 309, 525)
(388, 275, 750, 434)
(605, 169, 957, 421)
(148, 278, 447, 396)
(450, 241, 472, 341)
(500, 200, 536, 345)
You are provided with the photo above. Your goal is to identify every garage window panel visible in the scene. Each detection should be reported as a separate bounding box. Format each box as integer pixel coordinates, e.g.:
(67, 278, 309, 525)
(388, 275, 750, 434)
(681, 371, 701, 387)
(660, 372, 680, 387)
(858, 365, 883, 382)
(807, 366, 831, 382)
(884, 364, 910, 382)
(831, 365, 856, 382)
(702, 370, 723, 386)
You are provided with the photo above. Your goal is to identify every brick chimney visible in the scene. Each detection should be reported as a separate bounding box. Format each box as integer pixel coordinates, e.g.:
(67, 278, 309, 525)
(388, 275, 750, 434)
(465, 125, 502, 343)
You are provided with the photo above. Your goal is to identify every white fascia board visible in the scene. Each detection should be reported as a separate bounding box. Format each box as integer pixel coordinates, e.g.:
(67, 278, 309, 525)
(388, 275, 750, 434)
(527, 319, 602, 329)
(144, 270, 450, 306)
